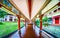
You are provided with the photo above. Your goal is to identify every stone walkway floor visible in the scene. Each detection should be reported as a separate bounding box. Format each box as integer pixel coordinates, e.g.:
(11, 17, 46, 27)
(8, 25, 43, 38)
(7, 22, 55, 38)
(8, 25, 55, 38)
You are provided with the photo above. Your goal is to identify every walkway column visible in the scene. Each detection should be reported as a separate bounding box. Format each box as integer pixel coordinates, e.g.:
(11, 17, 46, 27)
(18, 17, 20, 30)
(39, 14, 44, 38)
(40, 16, 42, 30)
(39, 14, 44, 31)
(17, 15, 20, 31)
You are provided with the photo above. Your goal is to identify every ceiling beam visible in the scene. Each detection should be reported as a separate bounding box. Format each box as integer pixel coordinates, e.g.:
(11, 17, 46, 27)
(28, 0, 32, 19)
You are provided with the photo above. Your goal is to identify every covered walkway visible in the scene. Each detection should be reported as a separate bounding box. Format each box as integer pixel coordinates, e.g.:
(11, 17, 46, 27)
(0, 0, 60, 38)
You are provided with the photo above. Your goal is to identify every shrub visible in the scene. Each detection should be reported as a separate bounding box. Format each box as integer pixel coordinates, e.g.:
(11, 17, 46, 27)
(0, 22, 3, 25)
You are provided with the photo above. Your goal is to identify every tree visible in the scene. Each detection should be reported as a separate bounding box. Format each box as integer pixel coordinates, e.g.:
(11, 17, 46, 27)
(42, 16, 49, 27)
(0, 9, 8, 18)
(0, 9, 8, 23)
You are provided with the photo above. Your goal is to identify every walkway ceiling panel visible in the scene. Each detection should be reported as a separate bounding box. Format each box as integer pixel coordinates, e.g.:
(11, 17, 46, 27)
(12, 6, 19, 15)
(31, 0, 46, 19)
(9, 0, 29, 19)
(42, 0, 59, 14)
(46, 5, 58, 15)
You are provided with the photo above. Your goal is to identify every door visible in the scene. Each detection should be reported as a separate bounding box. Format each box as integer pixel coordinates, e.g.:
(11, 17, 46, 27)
(55, 18, 59, 24)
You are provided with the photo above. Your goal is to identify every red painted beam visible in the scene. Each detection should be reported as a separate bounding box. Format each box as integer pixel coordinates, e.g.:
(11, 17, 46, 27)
(28, 0, 32, 19)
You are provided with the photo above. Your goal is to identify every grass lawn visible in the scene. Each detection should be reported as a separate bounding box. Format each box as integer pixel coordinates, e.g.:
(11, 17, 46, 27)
(0, 21, 24, 38)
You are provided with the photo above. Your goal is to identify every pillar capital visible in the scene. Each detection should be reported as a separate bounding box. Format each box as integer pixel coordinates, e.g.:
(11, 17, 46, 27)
(39, 14, 44, 18)
(16, 14, 21, 18)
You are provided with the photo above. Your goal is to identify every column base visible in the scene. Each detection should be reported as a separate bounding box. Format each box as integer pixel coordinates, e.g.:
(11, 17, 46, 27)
(18, 30, 21, 31)
(39, 30, 42, 34)
(39, 30, 42, 33)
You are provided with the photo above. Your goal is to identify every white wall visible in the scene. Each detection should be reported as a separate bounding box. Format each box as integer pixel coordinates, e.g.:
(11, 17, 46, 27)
(4, 15, 17, 21)
(53, 18, 55, 24)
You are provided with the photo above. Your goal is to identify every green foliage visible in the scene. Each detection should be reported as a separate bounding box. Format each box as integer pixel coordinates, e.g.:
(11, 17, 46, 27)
(20, 21, 24, 28)
(0, 22, 24, 38)
(43, 23, 49, 27)
(0, 9, 7, 18)
(0, 22, 3, 25)
(35, 19, 40, 27)
(43, 16, 48, 22)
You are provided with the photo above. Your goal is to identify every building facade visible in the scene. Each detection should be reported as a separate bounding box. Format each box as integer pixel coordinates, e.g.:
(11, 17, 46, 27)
(46, 6, 60, 25)
(4, 14, 17, 21)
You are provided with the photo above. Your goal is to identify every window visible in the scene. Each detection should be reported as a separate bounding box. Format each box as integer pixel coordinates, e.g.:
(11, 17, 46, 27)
(5, 18, 7, 21)
(14, 19, 16, 21)
(58, 8, 60, 10)
(54, 9, 57, 12)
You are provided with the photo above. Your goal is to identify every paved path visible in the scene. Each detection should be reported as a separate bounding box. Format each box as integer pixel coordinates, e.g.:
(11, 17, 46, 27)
(8, 25, 43, 38)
